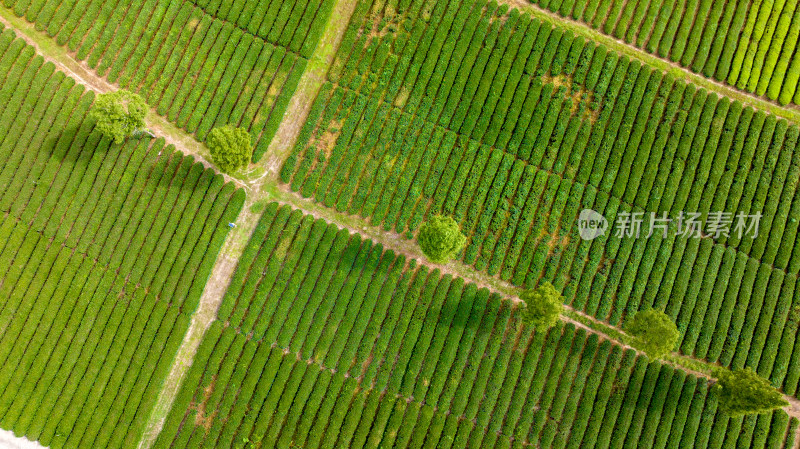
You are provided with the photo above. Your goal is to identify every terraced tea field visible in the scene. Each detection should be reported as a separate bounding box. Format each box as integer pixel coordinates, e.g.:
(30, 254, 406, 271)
(1, 0, 800, 448)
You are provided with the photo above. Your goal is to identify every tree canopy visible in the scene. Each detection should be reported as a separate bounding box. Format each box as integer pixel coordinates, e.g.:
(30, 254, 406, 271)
(207, 125, 253, 173)
(520, 282, 563, 329)
(715, 367, 788, 416)
(417, 215, 466, 263)
(90, 90, 148, 144)
(625, 309, 680, 360)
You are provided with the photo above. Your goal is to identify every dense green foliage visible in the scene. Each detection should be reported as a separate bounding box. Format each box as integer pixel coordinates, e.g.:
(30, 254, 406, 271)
(2, 0, 800, 447)
(1, 0, 337, 160)
(715, 368, 789, 416)
(521, 282, 563, 328)
(626, 309, 680, 360)
(90, 89, 147, 143)
(0, 29, 244, 448)
(154, 204, 795, 449)
(186, 0, 334, 57)
(528, 0, 800, 105)
(417, 215, 466, 263)
(281, 0, 800, 397)
(207, 125, 253, 173)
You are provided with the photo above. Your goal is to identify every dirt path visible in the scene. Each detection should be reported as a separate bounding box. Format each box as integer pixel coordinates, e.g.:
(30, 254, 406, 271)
(135, 0, 362, 447)
(497, 0, 800, 124)
(261, 185, 800, 432)
(258, 0, 362, 177)
(3, 2, 800, 446)
(135, 205, 260, 449)
(263, 186, 716, 378)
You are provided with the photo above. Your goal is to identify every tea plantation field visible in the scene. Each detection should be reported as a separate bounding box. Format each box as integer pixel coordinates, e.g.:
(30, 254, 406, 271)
(1, 0, 800, 448)
(527, 0, 800, 105)
(154, 204, 796, 449)
(281, 0, 800, 396)
(0, 26, 243, 448)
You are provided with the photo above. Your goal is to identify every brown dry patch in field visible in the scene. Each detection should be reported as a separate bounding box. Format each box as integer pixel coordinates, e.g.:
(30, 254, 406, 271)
(542, 232, 570, 256)
(536, 224, 549, 240)
(542, 73, 602, 121)
(584, 105, 601, 123)
(191, 377, 218, 431)
(261, 83, 280, 110)
(482, 2, 510, 25)
(194, 410, 217, 431)
(394, 86, 410, 108)
(365, 5, 402, 43)
(268, 83, 280, 98)
(366, 14, 384, 40)
(420, 197, 435, 220)
(597, 254, 614, 274)
(272, 231, 294, 261)
(543, 234, 557, 255)
(360, 351, 375, 378)
(309, 119, 341, 160)
(543, 73, 571, 89)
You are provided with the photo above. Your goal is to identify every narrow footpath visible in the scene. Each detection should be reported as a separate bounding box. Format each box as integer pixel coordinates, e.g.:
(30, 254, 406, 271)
(135, 0, 362, 446)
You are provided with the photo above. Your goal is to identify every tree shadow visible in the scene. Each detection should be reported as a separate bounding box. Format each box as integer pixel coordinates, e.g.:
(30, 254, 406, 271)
(43, 121, 207, 200)
(45, 122, 101, 166)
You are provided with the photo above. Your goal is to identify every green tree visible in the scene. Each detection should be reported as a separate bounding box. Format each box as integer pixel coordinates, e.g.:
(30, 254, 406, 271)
(715, 367, 788, 416)
(417, 215, 466, 263)
(520, 282, 563, 329)
(625, 309, 679, 360)
(90, 90, 150, 144)
(207, 125, 253, 173)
